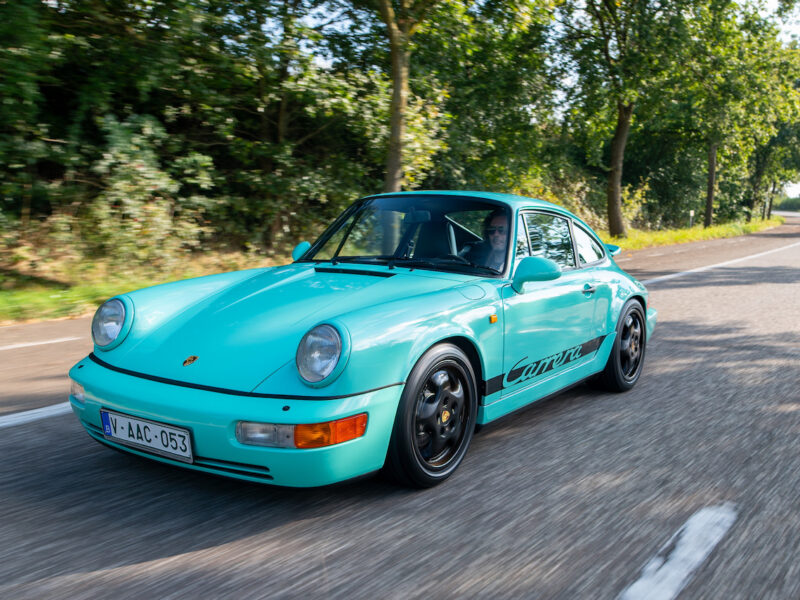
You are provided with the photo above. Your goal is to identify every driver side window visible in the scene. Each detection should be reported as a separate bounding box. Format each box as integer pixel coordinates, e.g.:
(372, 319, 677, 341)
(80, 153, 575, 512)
(523, 213, 576, 269)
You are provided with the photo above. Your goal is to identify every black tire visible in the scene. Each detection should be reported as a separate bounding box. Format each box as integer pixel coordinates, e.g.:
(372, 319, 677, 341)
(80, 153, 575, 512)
(385, 343, 478, 488)
(595, 300, 647, 392)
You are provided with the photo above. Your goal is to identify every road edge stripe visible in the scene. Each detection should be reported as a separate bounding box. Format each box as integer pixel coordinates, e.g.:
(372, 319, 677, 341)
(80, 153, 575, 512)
(642, 241, 800, 285)
(0, 402, 73, 429)
(0, 337, 83, 352)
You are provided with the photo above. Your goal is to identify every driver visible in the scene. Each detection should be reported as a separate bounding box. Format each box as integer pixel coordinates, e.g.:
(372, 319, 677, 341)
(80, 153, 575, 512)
(465, 209, 508, 271)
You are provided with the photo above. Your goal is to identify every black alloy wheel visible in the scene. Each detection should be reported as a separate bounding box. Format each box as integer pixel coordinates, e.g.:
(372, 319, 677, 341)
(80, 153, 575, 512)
(386, 343, 478, 487)
(595, 300, 647, 392)
(619, 310, 644, 380)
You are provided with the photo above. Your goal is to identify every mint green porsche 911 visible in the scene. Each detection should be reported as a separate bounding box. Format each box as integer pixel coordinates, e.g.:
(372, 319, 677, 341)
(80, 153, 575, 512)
(69, 191, 656, 488)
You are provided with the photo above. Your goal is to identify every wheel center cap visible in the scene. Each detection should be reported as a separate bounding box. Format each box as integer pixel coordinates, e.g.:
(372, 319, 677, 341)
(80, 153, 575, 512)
(441, 410, 451, 424)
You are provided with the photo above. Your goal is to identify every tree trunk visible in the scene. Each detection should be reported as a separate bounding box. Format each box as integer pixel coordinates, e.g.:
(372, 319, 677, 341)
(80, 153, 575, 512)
(767, 181, 777, 219)
(606, 102, 633, 237)
(747, 146, 767, 224)
(377, 0, 411, 255)
(383, 40, 409, 194)
(704, 142, 717, 227)
(277, 0, 300, 144)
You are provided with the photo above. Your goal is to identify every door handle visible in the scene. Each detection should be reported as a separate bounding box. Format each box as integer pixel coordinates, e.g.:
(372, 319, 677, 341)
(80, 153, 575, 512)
(583, 283, 597, 295)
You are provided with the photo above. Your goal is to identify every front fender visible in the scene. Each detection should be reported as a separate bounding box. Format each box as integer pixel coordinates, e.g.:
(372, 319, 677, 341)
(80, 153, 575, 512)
(252, 283, 503, 399)
(599, 263, 650, 335)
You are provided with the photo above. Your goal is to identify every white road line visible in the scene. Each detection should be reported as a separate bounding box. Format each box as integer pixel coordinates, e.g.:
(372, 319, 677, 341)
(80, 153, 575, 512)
(618, 503, 737, 600)
(643, 240, 800, 285)
(0, 402, 73, 429)
(0, 337, 82, 352)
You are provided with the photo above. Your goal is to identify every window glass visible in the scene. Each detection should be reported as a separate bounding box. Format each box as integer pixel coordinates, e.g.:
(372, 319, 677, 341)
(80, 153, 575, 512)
(573, 225, 605, 266)
(515, 214, 530, 261)
(305, 195, 509, 275)
(523, 213, 575, 268)
(448, 211, 489, 236)
(315, 208, 409, 259)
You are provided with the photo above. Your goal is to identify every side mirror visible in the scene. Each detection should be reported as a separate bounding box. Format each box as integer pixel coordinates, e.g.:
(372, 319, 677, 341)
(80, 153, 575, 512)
(292, 241, 311, 261)
(605, 243, 621, 257)
(512, 256, 561, 293)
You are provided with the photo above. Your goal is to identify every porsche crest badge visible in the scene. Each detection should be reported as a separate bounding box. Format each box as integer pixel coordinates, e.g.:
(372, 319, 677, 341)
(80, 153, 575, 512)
(182, 355, 199, 367)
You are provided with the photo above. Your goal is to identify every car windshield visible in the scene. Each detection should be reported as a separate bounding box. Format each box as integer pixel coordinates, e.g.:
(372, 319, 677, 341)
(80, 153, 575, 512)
(300, 195, 511, 275)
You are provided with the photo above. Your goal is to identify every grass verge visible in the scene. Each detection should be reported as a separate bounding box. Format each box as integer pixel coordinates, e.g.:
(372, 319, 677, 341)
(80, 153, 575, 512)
(0, 216, 786, 324)
(599, 217, 784, 251)
(0, 253, 274, 324)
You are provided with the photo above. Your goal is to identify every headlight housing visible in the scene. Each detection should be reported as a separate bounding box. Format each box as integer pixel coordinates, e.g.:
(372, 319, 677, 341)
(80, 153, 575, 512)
(91, 298, 128, 348)
(296, 324, 343, 384)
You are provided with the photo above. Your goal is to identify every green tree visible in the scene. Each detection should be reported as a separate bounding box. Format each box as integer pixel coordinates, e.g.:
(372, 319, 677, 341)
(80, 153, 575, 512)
(367, 0, 444, 193)
(0, 0, 50, 230)
(557, 0, 695, 236)
(677, 2, 797, 226)
(414, 0, 556, 192)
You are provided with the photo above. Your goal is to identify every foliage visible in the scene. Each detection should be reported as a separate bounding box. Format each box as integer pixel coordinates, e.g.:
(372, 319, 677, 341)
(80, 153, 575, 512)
(413, 0, 556, 192)
(1, 0, 800, 291)
(86, 115, 213, 267)
(775, 196, 800, 210)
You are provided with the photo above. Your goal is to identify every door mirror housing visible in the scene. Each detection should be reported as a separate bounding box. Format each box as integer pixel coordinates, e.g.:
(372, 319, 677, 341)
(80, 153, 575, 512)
(605, 243, 621, 257)
(512, 256, 561, 293)
(292, 241, 311, 261)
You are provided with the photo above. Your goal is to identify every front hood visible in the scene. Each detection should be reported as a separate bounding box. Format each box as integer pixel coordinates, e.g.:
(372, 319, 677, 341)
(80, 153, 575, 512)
(103, 263, 473, 392)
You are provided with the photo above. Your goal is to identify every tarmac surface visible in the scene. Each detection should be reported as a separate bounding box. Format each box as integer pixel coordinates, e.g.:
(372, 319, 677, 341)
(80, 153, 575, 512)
(1, 214, 799, 599)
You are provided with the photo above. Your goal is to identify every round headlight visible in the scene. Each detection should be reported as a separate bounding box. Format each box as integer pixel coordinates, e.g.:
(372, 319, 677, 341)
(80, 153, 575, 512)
(92, 298, 126, 347)
(296, 324, 342, 383)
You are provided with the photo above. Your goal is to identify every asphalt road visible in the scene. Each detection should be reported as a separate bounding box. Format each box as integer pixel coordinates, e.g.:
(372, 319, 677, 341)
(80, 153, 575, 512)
(1, 216, 799, 599)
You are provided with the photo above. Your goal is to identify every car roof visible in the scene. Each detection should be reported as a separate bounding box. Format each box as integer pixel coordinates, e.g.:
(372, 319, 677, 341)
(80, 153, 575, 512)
(365, 190, 569, 215)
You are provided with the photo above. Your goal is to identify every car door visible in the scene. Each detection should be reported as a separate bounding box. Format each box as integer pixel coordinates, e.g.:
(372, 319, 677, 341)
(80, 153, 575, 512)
(500, 210, 603, 398)
(571, 221, 615, 340)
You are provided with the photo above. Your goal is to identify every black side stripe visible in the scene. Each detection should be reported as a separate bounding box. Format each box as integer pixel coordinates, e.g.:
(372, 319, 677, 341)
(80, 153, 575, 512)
(87, 353, 403, 401)
(482, 335, 607, 397)
(484, 374, 505, 397)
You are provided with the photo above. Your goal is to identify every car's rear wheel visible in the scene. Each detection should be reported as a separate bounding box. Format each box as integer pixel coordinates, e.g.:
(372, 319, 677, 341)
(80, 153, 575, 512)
(385, 343, 477, 487)
(595, 300, 647, 392)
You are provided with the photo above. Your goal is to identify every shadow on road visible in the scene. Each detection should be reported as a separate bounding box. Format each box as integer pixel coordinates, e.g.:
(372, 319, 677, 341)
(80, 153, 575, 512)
(2, 317, 798, 598)
(635, 265, 800, 289)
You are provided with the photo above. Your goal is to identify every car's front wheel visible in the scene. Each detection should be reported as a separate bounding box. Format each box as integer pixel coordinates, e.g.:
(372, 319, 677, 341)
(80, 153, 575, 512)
(385, 343, 478, 487)
(595, 299, 647, 392)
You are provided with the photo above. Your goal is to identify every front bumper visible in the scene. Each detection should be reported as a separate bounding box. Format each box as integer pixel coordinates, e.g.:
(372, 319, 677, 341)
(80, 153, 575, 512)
(646, 307, 657, 340)
(69, 356, 402, 487)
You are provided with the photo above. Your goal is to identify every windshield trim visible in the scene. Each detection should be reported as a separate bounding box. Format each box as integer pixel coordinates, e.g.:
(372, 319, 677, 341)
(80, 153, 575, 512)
(297, 194, 513, 279)
(298, 256, 505, 278)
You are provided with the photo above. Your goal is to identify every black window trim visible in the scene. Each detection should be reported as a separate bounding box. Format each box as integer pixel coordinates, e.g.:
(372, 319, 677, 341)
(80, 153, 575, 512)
(513, 210, 532, 263)
(571, 220, 608, 269)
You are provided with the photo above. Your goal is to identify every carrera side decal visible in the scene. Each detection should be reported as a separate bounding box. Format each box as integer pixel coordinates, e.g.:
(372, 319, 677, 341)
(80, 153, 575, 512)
(483, 335, 606, 397)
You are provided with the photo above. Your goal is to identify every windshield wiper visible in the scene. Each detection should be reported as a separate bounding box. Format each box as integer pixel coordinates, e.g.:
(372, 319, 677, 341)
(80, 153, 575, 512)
(462, 263, 502, 275)
(324, 256, 394, 265)
(391, 256, 502, 275)
(387, 257, 439, 270)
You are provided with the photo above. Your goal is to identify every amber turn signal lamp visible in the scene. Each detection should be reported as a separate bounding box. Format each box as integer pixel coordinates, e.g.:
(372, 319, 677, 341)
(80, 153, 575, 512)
(489, 314, 498, 324)
(294, 413, 368, 449)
